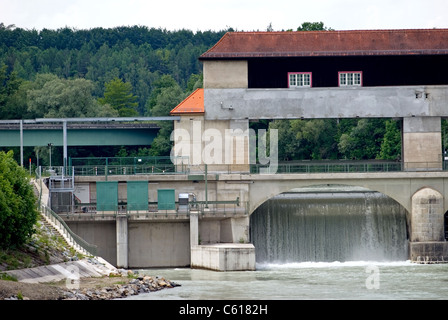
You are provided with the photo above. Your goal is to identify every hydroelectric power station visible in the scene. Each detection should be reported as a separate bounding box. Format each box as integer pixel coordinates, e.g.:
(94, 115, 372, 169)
(7, 29, 448, 270)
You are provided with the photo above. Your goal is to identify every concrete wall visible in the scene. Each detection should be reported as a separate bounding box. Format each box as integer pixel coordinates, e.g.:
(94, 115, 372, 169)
(172, 115, 250, 172)
(403, 117, 442, 169)
(203, 86, 448, 120)
(128, 221, 190, 268)
(198, 217, 250, 244)
(203, 60, 248, 88)
(66, 220, 117, 265)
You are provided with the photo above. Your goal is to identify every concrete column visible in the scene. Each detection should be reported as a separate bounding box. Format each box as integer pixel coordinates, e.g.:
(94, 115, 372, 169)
(63, 120, 67, 170)
(20, 120, 23, 167)
(403, 117, 442, 170)
(116, 215, 128, 268)
(190, 212, 199, 247)
(220, 216, 250, 243)
(411, 188, 444, 242)
(409, 187, 448, 263)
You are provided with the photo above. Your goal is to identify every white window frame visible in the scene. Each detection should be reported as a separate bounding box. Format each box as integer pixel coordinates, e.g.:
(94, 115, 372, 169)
(339, 71, 362, 87)
(288, 72, 312, 88)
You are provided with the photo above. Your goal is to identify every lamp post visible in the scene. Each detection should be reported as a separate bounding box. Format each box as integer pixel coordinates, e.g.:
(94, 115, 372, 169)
(48, 143, 53, 169)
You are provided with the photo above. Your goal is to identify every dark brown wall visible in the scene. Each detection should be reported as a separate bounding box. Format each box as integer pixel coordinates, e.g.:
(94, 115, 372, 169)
(248, 55, 448, 88)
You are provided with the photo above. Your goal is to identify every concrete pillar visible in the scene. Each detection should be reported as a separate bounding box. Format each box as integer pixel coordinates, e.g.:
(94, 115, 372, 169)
(190, 212, 199, 247)
(220, 216, 250, 243)
(403, 117, 442, 170)
(411, 188, 444, 242)
(116, 215, 128, 268)
(409, 187, 448, 263)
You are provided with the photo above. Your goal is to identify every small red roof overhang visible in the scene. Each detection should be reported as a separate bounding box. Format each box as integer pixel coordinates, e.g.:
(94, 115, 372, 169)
(199, 29, 448, 59)
(170, 88, 204, 115)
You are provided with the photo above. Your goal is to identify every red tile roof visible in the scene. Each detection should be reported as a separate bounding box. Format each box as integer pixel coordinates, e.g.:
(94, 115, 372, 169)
(200, 29, 448, 59)
(170, 88, 204, 115)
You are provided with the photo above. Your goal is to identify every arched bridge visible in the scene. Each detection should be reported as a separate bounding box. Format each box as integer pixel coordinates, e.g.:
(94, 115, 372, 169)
(245, 171, 448, 215)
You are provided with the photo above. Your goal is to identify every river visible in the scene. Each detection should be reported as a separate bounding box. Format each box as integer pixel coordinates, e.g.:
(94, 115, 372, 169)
(125, 261, 448, 300)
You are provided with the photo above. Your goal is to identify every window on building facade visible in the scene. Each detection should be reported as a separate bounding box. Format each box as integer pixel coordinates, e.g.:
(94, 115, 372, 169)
(288, 72, 312, 88)
(339, 72, 362, 86)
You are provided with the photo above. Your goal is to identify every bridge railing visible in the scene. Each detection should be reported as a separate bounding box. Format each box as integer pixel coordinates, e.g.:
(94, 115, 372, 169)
(250, 160, 448, 174)
(68, 156, 189, 176)
(54, 199, 247, 218)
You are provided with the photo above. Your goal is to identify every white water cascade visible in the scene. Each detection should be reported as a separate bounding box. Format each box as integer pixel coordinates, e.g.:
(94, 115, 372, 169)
(250, 188, 409, 263)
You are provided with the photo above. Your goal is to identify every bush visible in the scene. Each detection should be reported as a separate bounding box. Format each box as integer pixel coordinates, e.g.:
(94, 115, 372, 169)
(0, 151, 38, 249)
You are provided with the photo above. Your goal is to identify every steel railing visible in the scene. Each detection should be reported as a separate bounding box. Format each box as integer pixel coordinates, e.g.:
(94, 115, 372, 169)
(54, 199, 247, 218)
(250, 160, 448, 174)
(34, 170, 98, 256)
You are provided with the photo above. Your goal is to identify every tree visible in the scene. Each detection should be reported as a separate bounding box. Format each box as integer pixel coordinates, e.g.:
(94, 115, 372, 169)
(27, 74, 117, 118)
(0, 63, 25, 119)
(338, 119, 386, 160)
(98, 77, 139, 117)
(0, 150, 38, 248)
(297, 22, 333, 31)
(148, 82, 185, 156)
(379, 119, 402, 160)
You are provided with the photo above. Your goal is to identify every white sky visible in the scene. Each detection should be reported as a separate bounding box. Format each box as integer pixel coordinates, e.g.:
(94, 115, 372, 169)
(1, 0, 448, 32)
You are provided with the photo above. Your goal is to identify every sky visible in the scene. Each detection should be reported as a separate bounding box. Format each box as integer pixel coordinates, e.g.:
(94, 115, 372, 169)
(1, 0, 448, 32)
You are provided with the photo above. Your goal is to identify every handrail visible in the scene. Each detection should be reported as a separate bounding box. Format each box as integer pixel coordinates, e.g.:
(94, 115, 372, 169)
(39, 203, 98, 256)
(250, 160, 447, 174)
(33, 171, 97, 256)
(53, 160, 448, 176)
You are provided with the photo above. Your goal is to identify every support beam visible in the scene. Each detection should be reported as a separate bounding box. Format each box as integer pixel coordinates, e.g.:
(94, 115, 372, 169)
(20, 120, 23, 167)
(63, 120, 67, 171)
(116, 215, 128, 268)
(190, 212, 199, 247)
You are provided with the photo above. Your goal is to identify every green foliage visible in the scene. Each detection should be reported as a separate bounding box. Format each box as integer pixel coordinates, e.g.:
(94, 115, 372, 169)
(338, 119, 386, 160)
(0, 272, 18, 281)
(98, 77, 138, 117)
(379, 120, 402, 160)
(27, 74, 117, 118)
(0, 150, 38, 249)
(269, 118, 401, 161)
(146, 76, 186, 156)
(296, 22, 333, 31)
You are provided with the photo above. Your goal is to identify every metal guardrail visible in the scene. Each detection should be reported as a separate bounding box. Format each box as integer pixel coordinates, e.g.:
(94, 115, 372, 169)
(34, 170, 98, 256)
(40, 203, 98, 256)
(51, 159, 448, 177)
(69, 156, 189, 176)
(250, 160, 448, 174)
(72, 164, 187, 176)
(55, 199, 247, 218)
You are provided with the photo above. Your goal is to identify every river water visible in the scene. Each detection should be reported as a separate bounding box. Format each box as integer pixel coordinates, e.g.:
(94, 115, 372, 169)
(125, 188, 448, 301)
(127, 261, 448, 300)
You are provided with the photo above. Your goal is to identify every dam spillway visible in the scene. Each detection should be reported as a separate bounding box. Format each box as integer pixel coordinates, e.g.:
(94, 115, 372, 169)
(250, 189, 409, 263)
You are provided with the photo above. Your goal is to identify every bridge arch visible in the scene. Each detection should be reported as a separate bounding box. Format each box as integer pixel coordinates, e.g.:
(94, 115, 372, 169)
(247, 176, 417, 216)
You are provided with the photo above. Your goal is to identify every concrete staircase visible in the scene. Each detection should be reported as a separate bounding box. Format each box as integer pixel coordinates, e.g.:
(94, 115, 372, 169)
(32, 178, 96, 257)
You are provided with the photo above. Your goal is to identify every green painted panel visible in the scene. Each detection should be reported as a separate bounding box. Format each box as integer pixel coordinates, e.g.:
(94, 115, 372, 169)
(96, 181, 118, 211)
(127, 181, 148, 211)
(157, 189, 175, 210)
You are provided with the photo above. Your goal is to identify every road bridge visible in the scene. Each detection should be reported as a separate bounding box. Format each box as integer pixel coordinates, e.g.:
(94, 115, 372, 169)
(0, 117, 178, 167)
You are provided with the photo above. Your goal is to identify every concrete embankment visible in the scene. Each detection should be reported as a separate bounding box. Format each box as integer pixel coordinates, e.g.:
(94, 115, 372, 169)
(3, 257, 180, 300)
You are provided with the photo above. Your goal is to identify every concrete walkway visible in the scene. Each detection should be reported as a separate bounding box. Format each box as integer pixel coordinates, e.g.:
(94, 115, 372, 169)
(4, 257, 118, 284)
